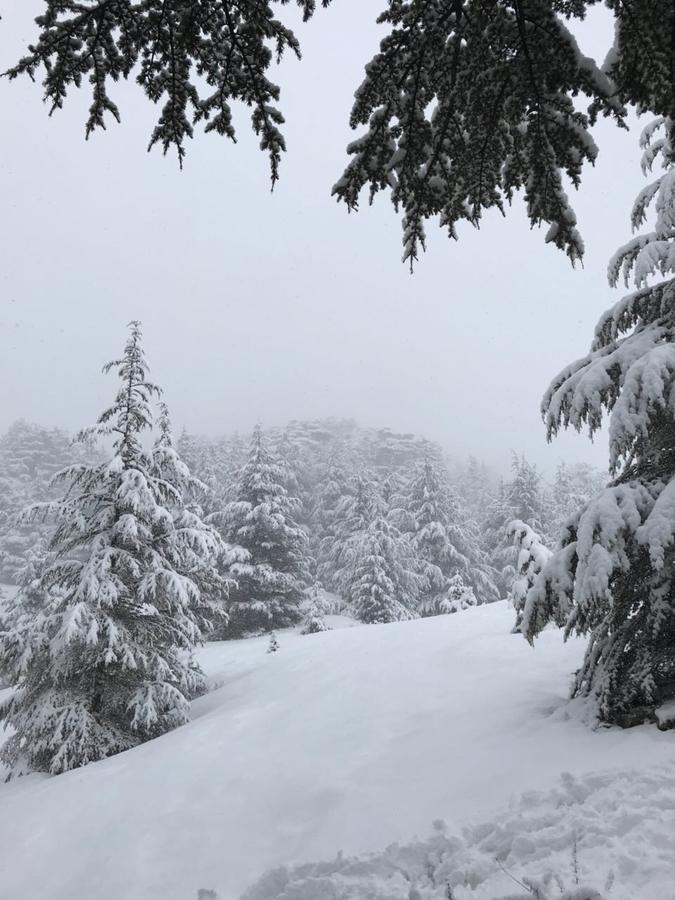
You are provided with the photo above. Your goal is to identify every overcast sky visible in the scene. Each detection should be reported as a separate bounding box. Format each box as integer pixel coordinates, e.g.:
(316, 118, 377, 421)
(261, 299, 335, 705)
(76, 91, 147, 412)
(0, 2, 643, 474)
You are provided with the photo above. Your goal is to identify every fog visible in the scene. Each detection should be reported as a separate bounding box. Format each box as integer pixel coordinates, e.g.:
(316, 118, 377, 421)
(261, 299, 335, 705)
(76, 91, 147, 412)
(0, 2, 640, 474)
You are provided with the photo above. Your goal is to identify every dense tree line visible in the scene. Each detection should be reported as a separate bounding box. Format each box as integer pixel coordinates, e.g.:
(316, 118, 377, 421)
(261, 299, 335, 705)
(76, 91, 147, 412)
(0, 406, 607, 642)
(0, 321, 645, 777)
(0, 421, 95, 584)
(0, 0, 671, 767)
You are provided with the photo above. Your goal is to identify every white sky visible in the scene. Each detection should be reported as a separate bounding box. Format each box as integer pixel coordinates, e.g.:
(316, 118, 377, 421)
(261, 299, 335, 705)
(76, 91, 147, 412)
(0, 2, 643, 474)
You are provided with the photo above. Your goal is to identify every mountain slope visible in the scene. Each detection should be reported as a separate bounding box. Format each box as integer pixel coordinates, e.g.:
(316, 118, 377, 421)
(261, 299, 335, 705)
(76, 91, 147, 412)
(0, 604, 673, 900)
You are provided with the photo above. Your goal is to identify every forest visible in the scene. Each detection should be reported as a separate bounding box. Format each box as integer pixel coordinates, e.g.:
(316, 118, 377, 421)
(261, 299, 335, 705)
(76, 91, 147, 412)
(0, 1, 673, 898)
(0, 399, 606, 639)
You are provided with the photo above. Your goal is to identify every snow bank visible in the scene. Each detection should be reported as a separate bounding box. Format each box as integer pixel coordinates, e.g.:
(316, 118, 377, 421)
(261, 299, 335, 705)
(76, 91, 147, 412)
(0, 603, 673, 900)
(242, 766, 675, 900)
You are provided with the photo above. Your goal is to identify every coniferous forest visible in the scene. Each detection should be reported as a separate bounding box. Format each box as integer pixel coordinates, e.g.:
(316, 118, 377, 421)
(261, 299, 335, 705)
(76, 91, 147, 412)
(0, 321, 611, 773)
(0, 343, 608, 651)
(0, 2, 673, 899)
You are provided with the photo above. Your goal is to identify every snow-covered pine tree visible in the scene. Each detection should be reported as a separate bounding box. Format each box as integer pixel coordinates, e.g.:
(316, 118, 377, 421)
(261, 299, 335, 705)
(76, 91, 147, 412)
(391, 458, 467, 614)
(524, 116, 675, 726)
(481, 479, 518, 598)
(479, 457, 545, 601)
(456, 512, 502, 606)
(215, 426, 311, 636)
(0, 322, 214, 776)
(274, 430, 315, 541)
(211, 433, 249, 509)
(311, 445, 351, 569)
(175, 428, 204, 476)
(393, 458, 499, 613)
(348, 517, 419, 625)
(319, 470, 386, 597)
(506, 520, 552, 633)
(174, 431, 231, 518)
(441, 573, 477, 615)
(301, 584, 329, 634)
(508, 454, 546, 535)
(339, 472, 386, 535)
(457, 455, 492, 516)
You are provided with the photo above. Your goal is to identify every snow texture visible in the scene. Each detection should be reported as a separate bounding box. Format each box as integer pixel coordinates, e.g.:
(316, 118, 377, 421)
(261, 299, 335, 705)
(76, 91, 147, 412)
(1, 603, 673, 900)
(244, 766, 675, 900)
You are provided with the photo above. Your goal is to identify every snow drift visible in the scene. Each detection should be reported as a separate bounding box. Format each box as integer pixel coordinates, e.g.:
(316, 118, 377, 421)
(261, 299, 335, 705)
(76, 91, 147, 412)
(243, 766, 675, 900)
(0, 603, 673, 900)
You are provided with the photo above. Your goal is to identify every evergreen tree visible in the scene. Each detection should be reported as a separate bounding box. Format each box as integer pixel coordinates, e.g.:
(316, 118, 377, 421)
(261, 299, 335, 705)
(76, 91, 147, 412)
(175, 428, 205, 478)
(378, 468, 405, 512)
(508, 454, 545, 534)
(311, 446, 350, 539)
(455, 513, 502, 606)
(394, 458, 500, 610)
(339, 472, 386, 536)
(312, 447, 352, 589)
(174, 430, 233, 517)
(274, 430, 313, 530)
(347, 517, 419, 625)
(319, 471, 386, 595)
(392, 459, 467, 612)
(479, 457, 545, 600)
(481, 479, 518, 598)
(402, 460, 469, 566)
(457, 455, 492, 515)
(213, 433, 249, 508)
(441, 573, 477, 615)
(0, 322, 215, 775)
(215, 427, 311, 635)
(300, 584, 329, 634)
(524, 117, 675, 726)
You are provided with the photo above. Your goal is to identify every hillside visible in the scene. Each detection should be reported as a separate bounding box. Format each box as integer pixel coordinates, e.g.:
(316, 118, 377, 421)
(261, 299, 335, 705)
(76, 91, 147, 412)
(1, 604, 674, 900)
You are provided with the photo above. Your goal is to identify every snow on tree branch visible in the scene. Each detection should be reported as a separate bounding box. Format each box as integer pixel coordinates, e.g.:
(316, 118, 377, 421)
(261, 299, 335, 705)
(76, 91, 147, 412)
(332, 0, 627, 268)
(5, 1, 332, 178)
(507, 518, 551, 631)
(526, 116, 675, 726)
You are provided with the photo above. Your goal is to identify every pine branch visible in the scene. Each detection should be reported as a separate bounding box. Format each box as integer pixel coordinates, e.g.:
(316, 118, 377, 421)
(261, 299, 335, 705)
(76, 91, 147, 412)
(4, 0, 332, 178)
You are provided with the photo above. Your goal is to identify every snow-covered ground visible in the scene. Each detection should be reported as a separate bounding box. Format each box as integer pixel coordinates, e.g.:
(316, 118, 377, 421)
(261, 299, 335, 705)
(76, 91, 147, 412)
(243, 766, 675, 899)
(0, 603, 674, 900)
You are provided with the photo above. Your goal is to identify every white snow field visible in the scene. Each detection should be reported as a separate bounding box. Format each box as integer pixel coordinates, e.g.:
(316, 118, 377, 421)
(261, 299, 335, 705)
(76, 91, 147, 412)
(243, 767, 675, 900)
(1, 603, 674, 900)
